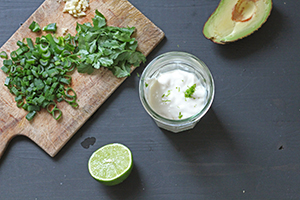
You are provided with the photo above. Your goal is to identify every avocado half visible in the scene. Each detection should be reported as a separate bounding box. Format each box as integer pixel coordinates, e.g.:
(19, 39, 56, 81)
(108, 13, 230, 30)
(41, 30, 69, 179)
(203, 0, 272, 44)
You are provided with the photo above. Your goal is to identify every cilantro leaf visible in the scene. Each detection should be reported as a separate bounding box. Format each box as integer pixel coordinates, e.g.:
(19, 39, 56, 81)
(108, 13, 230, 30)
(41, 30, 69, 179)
(99, 57, 114, 67)
(127, 39, 138, 51)
(112, 62, 131, 78)
(76, 22, 92, 35)
(92, 10, 107, 29)
(77, 63, 94, 74)
(128, 51, 147, 66)
(93, 60, 101, 69)
(89, 40, 97, 53)
(184, 84, 197, 98)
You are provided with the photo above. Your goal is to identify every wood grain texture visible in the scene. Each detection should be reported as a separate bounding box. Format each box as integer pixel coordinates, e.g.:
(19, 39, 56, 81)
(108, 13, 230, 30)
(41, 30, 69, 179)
(0, 0, 164, 158)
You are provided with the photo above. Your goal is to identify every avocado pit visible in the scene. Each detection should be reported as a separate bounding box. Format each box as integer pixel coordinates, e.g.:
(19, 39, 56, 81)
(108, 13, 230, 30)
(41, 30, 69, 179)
(232, 0, 257, 22)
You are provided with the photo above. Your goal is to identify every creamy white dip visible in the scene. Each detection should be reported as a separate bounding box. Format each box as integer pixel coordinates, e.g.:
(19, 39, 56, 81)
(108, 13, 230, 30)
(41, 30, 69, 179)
(145, 69, 207, 120)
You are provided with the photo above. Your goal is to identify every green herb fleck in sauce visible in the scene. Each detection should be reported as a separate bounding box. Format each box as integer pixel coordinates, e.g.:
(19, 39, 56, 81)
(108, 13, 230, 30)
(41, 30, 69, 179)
(184, 84, 196, 98)
(162, 90, 171, 98)
(178, 112, 183, 119)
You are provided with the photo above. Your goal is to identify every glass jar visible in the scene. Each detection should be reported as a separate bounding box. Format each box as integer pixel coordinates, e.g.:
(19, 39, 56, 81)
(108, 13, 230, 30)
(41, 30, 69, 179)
(139, 51, 215, 133)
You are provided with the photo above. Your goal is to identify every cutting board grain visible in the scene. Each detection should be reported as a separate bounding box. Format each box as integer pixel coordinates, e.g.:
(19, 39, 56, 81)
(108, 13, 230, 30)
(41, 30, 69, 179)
(0, 0, 164, 158)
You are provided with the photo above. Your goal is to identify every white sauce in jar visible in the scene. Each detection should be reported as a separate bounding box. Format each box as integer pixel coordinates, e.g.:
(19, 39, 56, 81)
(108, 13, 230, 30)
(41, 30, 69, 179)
(145, 69, 207, 120)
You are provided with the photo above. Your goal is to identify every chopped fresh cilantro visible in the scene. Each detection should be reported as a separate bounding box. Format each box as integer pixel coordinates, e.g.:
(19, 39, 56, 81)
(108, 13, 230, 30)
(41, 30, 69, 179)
(145, 83, 148, 87)
(162, 100, 171, 103)
(178, 112, 183, 119)
(162, 90, 171, 98)
(75, 10, 146, 78)
(184, 84, 196, 98)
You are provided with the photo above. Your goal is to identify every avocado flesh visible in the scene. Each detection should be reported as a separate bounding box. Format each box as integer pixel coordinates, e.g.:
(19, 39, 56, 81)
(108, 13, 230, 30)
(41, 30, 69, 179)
(203, 0, 272, 44)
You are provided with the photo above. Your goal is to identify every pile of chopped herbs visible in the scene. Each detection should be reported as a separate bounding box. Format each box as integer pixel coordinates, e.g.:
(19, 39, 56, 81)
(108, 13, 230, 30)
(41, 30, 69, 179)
(75, 10, 146, 77)
(1, 30, 79, 121)
(0, 10, 146, 121)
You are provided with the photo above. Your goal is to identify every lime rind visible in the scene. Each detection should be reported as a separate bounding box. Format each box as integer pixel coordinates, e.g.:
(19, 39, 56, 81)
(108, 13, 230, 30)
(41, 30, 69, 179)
(88, 143, 133, 186)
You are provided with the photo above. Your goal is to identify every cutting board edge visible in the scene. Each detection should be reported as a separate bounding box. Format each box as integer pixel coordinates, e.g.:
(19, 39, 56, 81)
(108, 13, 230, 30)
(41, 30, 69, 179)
(0, 0, 47, 51)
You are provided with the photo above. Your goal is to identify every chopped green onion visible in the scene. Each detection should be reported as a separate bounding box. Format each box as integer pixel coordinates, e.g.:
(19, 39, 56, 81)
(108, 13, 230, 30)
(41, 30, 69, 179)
(4, 77, 10, 86)
(16, 99, 24, 108)
(41, 50, 51, 60)
(34, 78, 45, 90)
(17, 40, 25, 47)
(10, 51, 18, 61)
(26, 38, 34, 50)
(60, 77, 71, 85)
(29, 21, 41, 32)
(38, 44, 49, 53)
(3, 59, 12, 66)
(35, 37, 41, 44)
(27, 105, 40, 112)
(26, 111, 37, 121)
(51, 108, 62, 120)
(43, 23, 57, 32)
(26, 58, 36, 65)
(0, 51, 8, 59)
(39, 59, 49, 67)
(54, 45, 64, 54)
(1, 65, 10, 73)
(1, 26, 79, 121)
(47, 68, 59, 77)
(11, 87, 19, 96)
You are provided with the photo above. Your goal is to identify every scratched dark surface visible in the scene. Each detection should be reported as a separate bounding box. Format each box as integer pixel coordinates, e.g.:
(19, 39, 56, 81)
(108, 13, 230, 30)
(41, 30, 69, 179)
(1, 0, 300, 199)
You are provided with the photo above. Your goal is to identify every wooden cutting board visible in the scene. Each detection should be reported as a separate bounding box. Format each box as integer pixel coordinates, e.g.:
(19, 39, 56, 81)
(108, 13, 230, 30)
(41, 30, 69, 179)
(0, 0, 164, 158)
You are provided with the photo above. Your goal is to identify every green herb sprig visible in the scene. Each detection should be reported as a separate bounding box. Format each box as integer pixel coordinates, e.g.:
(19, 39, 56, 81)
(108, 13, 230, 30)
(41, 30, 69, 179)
(75, 10, 146, 78)
(162, 90, 171, 98)
(184, 84, 196, 98)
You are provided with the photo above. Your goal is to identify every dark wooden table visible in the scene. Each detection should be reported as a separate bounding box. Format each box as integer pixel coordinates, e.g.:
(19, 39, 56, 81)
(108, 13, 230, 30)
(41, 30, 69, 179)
(1, 0, 299, 199)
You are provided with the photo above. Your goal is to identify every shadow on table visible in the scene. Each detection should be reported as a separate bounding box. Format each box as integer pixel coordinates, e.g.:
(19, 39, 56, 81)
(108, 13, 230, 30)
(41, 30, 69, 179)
(161, 108, 239, 151)
(101, 163, 143, 199)
(161, 107, 246, 171)
(159, 108, 267, 199)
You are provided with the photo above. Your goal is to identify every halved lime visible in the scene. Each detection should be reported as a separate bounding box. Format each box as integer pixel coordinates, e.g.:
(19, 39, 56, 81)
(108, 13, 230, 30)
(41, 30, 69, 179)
(88, 143, 133, 186)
